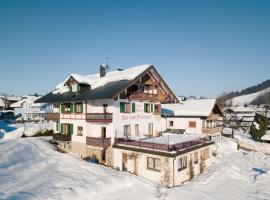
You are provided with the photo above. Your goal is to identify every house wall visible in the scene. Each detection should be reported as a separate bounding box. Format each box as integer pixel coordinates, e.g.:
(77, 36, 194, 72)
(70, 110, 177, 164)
(113, 144, 213, 187)
(165, 117, 203, 134)
(113, 100, 163, 139)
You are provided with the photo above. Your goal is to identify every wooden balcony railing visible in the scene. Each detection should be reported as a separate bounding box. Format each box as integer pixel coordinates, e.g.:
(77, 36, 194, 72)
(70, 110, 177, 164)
(86, 113, 113, 123)
(202, 126, 222, 134)
(86, 137, 111, 147)
(53, 133, 71, 141)
(128, 92, 158, 101)
(45, 113, 60, 122)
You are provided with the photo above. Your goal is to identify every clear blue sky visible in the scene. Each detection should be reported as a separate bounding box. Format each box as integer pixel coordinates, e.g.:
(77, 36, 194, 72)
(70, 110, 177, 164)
(0, 0, 269, 97)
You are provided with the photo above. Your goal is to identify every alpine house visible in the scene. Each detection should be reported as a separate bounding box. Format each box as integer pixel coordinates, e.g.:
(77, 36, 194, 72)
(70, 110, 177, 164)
(37, 64, 179, 163)
(37, 64, 214, 187)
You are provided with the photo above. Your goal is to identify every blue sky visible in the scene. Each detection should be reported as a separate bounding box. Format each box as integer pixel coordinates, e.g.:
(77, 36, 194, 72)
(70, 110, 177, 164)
(0, 0, 269, 97)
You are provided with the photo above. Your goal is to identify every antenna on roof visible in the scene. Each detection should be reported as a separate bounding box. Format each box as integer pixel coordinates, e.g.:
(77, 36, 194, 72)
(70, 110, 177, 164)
(105, 49, 111, 67)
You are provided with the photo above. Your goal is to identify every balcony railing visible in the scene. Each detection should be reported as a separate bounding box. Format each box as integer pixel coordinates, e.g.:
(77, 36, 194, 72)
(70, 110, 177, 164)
(86, 113, 113, 123)
(86, 137, 111, 147)
(53, 133, 71, 141)
(114, 137, 211, 152)
(45, 113, 60, 122)
(202, 126, 222, 134)
(128, 92, 158, 101)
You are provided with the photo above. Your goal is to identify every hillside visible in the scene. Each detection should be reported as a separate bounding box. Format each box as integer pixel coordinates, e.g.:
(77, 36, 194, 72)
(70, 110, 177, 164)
(230, 87, 270, 106)
(218, 78, 270, 106)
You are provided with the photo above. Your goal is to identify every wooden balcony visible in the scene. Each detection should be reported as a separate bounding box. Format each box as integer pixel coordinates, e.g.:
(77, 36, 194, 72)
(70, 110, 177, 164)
(86, 137, 111, 147)
(45, 113, 60, 122)
(202, 126, 222, 134)
(86, 113, 113, 123)
(128, 92, 158, 102)
(53, 133, 71, 141)
(207, 114, 220, 120)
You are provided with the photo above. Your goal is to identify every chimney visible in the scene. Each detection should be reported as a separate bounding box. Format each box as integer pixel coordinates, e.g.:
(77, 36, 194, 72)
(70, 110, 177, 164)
(100, 64, 108, 78)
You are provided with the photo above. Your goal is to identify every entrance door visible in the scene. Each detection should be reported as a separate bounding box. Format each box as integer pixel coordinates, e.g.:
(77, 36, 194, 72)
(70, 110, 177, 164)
(101, 127, 106, 138)
(122, 153, 127, 171)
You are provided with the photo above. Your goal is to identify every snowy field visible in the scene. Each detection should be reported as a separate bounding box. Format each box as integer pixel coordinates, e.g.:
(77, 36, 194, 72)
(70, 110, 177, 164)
(0, 137, 270, 200)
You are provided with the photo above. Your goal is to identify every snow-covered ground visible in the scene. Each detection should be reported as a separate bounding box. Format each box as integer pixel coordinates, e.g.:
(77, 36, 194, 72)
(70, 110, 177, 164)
(229, 87, 270, 106)
(0, 137, 270, 200)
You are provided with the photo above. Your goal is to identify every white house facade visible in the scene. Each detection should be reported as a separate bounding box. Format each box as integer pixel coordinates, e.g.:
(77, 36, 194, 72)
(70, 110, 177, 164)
(161, 99, 223, 143)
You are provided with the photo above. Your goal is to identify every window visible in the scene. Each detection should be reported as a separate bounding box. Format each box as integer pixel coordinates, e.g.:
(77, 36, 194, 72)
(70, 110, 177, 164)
(194, 152, 199, 164)
(154, 104, 161, 114)
(62, 123, 73, 135)
(62, 103, 71, 113)
(135, 124, 139, 136)
(72, 84, 77, 92)
(148, 123, 153, 136)
(178, 156, 187, 171)
(169, 121, 174, 127)
(147, 157, 161, 171)
(120, 102, 131, 113)
(144, 103, 152, 113)
(75, 103, 83, 113)
(77, 126, 83, 136)
(189, 121, 196, 128)
(124, 125, 131, 136)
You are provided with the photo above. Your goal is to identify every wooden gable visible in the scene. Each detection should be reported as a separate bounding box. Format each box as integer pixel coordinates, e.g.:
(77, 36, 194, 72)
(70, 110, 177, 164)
(113, 66, 179, 103)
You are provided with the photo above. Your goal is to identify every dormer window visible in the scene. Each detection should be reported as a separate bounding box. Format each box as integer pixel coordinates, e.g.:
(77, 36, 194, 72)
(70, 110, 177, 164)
(69, 83, 80, 93)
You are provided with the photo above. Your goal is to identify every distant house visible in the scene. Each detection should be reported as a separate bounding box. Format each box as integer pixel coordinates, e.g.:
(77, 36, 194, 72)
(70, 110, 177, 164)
(161, 99, 223, 143)
(224, 106, 265, 129)
(0, 95, 21, 110)
(10, 95, 52, 121)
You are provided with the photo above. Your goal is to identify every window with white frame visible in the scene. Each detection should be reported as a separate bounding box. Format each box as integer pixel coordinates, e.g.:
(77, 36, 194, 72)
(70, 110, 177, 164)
(124, 125, 131, 136)
(77, 126, 83, 136)
(147, 157, 161, 171)
(135, 124, 139, 136)
(178, 156, 187, 171)
(169, 120, 174, 127)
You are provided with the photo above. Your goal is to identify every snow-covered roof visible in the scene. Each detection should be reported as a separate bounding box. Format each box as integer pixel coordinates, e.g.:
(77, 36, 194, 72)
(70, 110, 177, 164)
(161, 99, 218, 117)
(10, 95, 43, 108)
(0, 98, 4, 107)
(53, 64, 151, 94)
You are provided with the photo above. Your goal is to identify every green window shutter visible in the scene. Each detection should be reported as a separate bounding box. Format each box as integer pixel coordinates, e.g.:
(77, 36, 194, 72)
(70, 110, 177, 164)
(132, 103, 136, 113)
(74, 103, 77, 113)
(120, 102, 125, 113)
(77, 85, 80, 92)
(69, 124, 73, 135)
(60, 123, 64, 133)
(70, 104, 74, 113)
(80, 103, 83, 113)
(61, 104, 64, 113)
(69, 86, 72, 92)
(144, 103, 147, 112)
